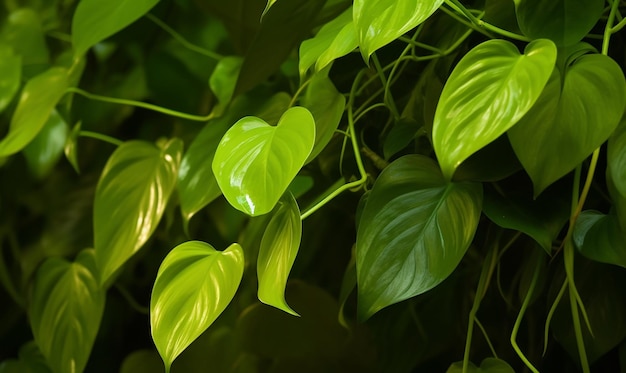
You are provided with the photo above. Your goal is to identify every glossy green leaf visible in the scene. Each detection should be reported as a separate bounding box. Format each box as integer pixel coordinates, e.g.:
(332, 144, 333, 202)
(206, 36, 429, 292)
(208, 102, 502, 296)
(608, 117, 626, 198)
(71, 0, 159, 56)
(213, 106, 315, 216)
(0, 9, 49, 70)
(356, 155, 482, 320)
(302, 72, 345, 163)
(0, 43, 21, 113)
(209, 56, 243, 109)
(257, 192, 302, 316)
(508, 53, 626, 195)
(63, 122, 81, 173)
(23, 110, 68, 179)
(0, 67, 68, 157)
(94, 139, 182, 285)
(383, 117, 419, 160)
(262, 0, 278, 17)
(573, 210, 626, 268)
(298, 7, 357, 78)
(447, 358, 515, 372)
(353, 0, 443, 61)
(150, 241, 244, 371)
(29, 249, 105, 373)
(432, 39, 556, 180)
(515, 0, 604, 47)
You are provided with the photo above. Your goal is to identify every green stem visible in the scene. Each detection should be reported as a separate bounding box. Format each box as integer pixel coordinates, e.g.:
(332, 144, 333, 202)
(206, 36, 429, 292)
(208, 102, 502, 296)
(67, 87, 215, 122)
(79, 131, 123, 146)
(565, 239, 590, 373)
(443, 0, 531, 41)
(115, 284, 150, 315)
(371, 54, 400, 119)
(544, 279, 567, 355)
(603, 0, 620, 56)
(289, 77, 313, 108)
(146, 13, 223, 60)
(475, 318, 498, 358)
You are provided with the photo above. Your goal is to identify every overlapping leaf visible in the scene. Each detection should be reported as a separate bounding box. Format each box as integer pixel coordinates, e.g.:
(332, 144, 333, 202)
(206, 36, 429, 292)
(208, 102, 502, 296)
(573, 211, 626, 268)
(23, 110, 68, 179)
(94, 139, 182, 285)
(353, 0, 443, 61)
(213, 107, 315, 216)
(257, 192, 302, 316)
(71, 0, 160, 56)
(209, 56, 243, 109)
(0, 43, 20, 113)
(356, 155, 482, 320)
(29, 250, 105, 373)
(150, 241, 244, 371)
(0, 67, 69, 157)
(432, 39, 556, 180)
(508, 53, 626, 195)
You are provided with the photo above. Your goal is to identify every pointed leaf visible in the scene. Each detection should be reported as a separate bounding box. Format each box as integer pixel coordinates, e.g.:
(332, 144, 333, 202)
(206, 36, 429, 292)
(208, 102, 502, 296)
(0, 43, 21, 113)
(71, 0, 160, 56)
(64, 122, 82, 173)
(353, 0, 443, 61)
(515, 0, 604, 47)
(150, 241, 244, 371)
(94, 139, 182, 285)
(209, 56, 243, 109)
(0, 67, 68, 157)
(508, 53, 626, 195)
(356, 155, 482, 320)
(257, 192, 302, 316)
(432, 39, 556, 180)
(298, 7, 357, 78)
(29, 250, 105, 373)
(213, 106, 315, 216)
(573, 210, 626, 268)
(23, 110, 68, 179)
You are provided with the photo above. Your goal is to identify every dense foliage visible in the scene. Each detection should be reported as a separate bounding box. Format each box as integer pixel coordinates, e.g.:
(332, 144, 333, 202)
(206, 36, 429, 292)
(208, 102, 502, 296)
(1, 0, 626, 372)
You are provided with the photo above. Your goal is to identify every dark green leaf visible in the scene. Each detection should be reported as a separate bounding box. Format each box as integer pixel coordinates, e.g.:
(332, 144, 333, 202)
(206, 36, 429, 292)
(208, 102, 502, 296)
(433, 39, 556, 179)
(209, 56, 243, 109)
(573, 210, 626, 268)
(508, 53, 626, 195)
(258, 192, 302, 316)
(0, 43, 21, 113)
(515, 0, 604, 46)
(383, 118, 419, 160)
(94, 139, 182, 285)
(608, 116, 626, 198)
(120, 350, 164, 373)
(29, 249, 105, 373)
(71, 0, 160, 56)
(0, 67, 68, 157)
(213, 107, 315, 216)
(150, 241, 244, 371)
(353, 0, 443, 61)
(23, 110, 68, 179)
(356, 155, 482, 320)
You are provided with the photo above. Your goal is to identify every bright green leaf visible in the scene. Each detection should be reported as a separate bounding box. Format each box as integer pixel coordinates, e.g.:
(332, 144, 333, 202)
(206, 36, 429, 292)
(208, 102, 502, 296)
(302, 72, 345, 163)
(298, 8, 357, 78)
(0, 43, 21, 113)
(23, 110, 68, 179)
(257, 192, 302, 316)
(213, 106, 315, 216)
(63, 122, 82, 173)
(209, 56, 243, 109)
(508, 53, 626, 195)
(262, 0, 278, 17)
(94, 139, 182, 285)
(71, 0, 160, 56)
(0, 67, 68, 157)
(356, 155, 482, 320)
(515, 0, 604, 47)
(573, 210, 626, 268)
(432, 39, 556, 180)
(447, 358, 515, 372)
(150, 241, 244, 371)
(29, 249, 105, 373)
(353, 0, 443, 61)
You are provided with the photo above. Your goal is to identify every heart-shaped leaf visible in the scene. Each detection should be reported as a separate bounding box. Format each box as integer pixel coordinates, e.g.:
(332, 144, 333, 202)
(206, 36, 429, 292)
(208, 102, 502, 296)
(573, 210, 626, 268)
(94, 139, 182, 285)
(0, 43, 20, 113)
(508, 53, 626, 195)
(29, 249, 105, 373)
(257, 192, 302, 316)
(71, 0, 160, 57)
(515, 0, 604, 47)
(432, 39, 556, 180)
(23, 110, 68, 179)
(0, 67, 68, 157)
(356, 155, 482, 320)
(353, 0, 443, 61)
(150, 241, 244, 371)
(213, 106, 315, 216)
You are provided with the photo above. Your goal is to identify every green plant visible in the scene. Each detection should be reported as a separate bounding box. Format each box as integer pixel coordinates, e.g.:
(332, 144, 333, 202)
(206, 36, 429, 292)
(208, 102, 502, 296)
(1, 0, 626, 372)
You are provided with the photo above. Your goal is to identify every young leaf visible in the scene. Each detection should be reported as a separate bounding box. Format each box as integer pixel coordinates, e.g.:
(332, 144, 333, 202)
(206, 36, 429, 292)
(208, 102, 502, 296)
(23, 110, 68, 179)
(71, 0, 160, 56)
(0, 43, 20, 113)
(515, 0, 604, 47)
(257, 191, 302, 316)
(94, 139, 182, 285)
(356, 155, 482, 320)
(353, 0, 443, 61)
(29, 250, 105, 373)
(150, 241, 244, 371)
(432, 39, 556, 180)
(0, 67, 68, 157)
(508, 53, 626, 195)
(213, 106, 315, 216)
(298, 8, 357, 78)
(209, 56, 243, 109)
